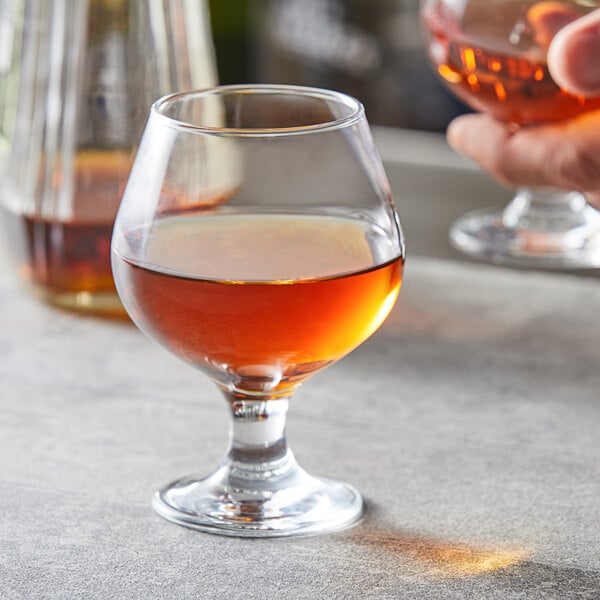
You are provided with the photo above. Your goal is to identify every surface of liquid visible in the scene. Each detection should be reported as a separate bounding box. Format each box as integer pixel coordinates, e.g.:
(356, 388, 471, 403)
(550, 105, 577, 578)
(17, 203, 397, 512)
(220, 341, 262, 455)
(113, 214, 404, 394)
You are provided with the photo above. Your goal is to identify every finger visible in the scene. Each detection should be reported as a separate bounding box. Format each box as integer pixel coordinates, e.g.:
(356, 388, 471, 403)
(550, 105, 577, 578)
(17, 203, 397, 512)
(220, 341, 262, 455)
(447, 112, 600, 193)
(446, 114, 511, 169)
(548, 9, 600, 96)
(447, 114, 524, 187)
(527, 1, 581, 49)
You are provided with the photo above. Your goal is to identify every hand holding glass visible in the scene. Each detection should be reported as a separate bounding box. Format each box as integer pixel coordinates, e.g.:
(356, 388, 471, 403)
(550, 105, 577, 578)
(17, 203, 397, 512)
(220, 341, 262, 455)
(421, 0, 600, 268)
(111, 85, 405, 537)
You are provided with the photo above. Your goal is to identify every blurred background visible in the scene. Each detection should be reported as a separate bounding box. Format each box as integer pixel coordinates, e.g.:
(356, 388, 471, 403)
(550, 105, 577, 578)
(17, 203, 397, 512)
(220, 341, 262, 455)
(208, 0, 469, 132)
(0, 0, 507, 269)
(0, 0, 469, 171)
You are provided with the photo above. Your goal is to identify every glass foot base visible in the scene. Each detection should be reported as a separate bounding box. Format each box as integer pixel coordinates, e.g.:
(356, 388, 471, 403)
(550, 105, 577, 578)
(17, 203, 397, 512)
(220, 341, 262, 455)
(152, 463, 364, 538)
(26, 282, 126, 318)
(449, 205, 600, 269)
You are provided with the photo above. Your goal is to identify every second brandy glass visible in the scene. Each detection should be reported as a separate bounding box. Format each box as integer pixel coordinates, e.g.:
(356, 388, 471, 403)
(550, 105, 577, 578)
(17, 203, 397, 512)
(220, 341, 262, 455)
(111, 85, 405, 537)
(421, 0, 600, 268)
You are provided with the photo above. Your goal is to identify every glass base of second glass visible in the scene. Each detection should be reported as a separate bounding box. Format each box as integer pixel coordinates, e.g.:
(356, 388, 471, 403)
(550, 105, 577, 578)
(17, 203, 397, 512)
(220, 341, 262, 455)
(449, 188, 600, 269)
(27, 282, 126, 318)
(152, 459, 364, 538)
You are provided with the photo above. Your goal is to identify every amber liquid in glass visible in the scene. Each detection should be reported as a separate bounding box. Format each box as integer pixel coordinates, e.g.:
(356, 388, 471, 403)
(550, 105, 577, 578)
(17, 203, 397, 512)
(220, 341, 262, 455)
(2, 150, 131, 315)
(113, 214, 403, 393)
(422, 5, 600, 124)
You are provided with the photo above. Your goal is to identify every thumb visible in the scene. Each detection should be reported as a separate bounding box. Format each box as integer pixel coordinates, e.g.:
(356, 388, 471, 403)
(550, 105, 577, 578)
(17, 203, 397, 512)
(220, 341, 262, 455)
(548, 8, 600, 97)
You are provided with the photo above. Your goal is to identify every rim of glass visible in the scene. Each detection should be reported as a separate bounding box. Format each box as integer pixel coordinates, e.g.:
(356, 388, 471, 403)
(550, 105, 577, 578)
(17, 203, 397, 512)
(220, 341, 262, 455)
(151, 84, 365, 137)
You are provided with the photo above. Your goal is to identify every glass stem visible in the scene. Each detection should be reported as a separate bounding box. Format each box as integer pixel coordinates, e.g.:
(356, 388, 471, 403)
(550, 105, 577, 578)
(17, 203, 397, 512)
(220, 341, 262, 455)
(222, 394, 298, 485)
(503, 187, 590, 230)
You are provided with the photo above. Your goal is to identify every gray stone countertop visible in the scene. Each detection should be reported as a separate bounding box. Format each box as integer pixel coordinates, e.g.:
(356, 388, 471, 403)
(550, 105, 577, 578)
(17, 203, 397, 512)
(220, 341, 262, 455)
(1, 251, 599, 599)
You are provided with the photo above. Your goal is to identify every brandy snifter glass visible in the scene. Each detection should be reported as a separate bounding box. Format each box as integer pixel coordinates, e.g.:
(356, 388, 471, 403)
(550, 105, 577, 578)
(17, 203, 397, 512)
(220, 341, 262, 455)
(111, 85, 405, 537)
(421, 0, 600, 268)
